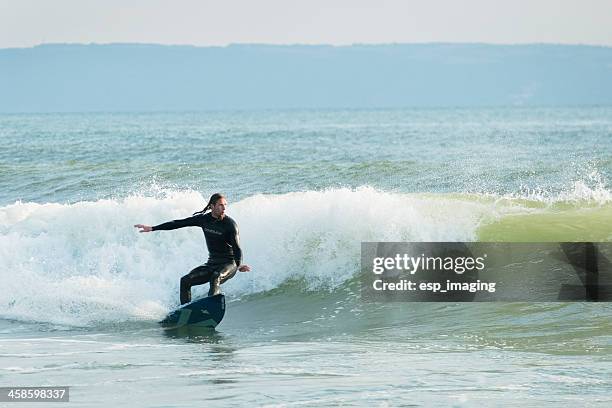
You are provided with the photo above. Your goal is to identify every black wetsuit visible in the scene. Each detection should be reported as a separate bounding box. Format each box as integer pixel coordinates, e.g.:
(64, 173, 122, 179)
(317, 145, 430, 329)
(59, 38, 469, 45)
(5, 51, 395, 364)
(153, 212, 242, 304)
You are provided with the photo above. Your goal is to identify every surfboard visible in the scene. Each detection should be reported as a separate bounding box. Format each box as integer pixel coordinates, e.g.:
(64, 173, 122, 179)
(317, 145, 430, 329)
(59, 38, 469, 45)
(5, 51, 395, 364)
(159, 294, 225, 329)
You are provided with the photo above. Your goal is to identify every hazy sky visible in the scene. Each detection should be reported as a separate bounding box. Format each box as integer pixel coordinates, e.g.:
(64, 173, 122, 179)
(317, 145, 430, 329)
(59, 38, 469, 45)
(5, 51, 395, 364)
(1, 0, 612, 48)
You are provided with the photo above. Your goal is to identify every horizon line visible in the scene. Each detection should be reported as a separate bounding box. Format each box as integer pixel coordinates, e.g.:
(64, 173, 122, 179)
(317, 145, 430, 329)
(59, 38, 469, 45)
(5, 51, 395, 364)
(2, 104, 612, 115)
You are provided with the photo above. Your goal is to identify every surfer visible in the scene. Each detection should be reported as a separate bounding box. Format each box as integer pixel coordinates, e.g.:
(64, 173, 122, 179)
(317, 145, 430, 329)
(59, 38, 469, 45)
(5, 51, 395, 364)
(134, 193, 250, 304)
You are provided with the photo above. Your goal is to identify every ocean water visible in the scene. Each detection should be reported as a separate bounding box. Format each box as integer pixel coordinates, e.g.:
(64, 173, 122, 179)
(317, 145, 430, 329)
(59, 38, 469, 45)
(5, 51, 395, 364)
(1, 107, 611, 407)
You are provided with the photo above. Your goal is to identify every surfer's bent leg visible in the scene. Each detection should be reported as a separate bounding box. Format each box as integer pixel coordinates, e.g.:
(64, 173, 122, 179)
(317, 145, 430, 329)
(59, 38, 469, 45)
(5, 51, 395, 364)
(219, 263, 238, 284)
(208, 262, 238, 296)
(180, 265, 215, 304)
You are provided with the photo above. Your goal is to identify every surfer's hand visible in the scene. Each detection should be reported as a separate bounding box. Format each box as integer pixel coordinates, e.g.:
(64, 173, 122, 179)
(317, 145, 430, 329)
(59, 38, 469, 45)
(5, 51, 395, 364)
(134, 224, 153, 233)
(238, 264, 251, 272)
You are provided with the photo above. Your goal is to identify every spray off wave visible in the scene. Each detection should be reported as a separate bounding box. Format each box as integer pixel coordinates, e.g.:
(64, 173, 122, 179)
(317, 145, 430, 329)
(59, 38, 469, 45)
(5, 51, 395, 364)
(1, 186, 611, 326)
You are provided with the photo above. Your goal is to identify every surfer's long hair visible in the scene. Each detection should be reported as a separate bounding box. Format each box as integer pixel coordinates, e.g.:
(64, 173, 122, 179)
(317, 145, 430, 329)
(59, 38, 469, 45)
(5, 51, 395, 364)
(193, 193, 225, 216)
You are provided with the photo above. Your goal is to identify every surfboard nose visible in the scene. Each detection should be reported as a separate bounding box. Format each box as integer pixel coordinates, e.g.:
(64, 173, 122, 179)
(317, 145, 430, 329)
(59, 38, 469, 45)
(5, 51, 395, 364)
(160, 294, 226, 329)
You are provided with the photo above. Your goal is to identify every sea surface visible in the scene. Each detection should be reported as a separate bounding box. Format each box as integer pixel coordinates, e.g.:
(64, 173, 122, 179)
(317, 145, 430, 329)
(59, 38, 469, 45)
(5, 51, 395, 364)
(1, 107, 611, 406)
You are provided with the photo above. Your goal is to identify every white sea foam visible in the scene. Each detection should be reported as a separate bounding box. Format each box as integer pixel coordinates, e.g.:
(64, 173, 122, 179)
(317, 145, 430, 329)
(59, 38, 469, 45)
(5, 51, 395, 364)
(0, 187, 500, 325)
(511, 169, 611, 205)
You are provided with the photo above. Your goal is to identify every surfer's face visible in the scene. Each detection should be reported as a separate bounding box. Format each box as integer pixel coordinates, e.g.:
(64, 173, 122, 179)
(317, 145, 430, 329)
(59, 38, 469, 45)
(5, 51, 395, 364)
(211, 198, 227, 219)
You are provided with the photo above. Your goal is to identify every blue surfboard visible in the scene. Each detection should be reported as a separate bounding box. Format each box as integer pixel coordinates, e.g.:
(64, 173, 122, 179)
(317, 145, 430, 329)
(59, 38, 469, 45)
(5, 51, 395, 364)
(159, 294, 225, 329)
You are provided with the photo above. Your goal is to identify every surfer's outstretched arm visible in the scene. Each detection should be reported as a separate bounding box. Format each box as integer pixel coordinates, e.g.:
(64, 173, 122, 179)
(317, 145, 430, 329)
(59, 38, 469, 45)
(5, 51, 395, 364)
(134, 215, 201, 233)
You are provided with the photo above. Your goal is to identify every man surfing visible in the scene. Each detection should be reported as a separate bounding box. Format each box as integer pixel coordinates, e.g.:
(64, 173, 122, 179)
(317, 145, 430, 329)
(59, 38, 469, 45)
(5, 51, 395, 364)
(134, 193, 250, 304)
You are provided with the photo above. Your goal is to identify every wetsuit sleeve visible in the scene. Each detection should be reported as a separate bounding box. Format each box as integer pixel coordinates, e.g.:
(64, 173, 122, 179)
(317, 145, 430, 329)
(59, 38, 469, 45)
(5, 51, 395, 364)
(152, 215, 201, 231)
(228, 220, 243, 265)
